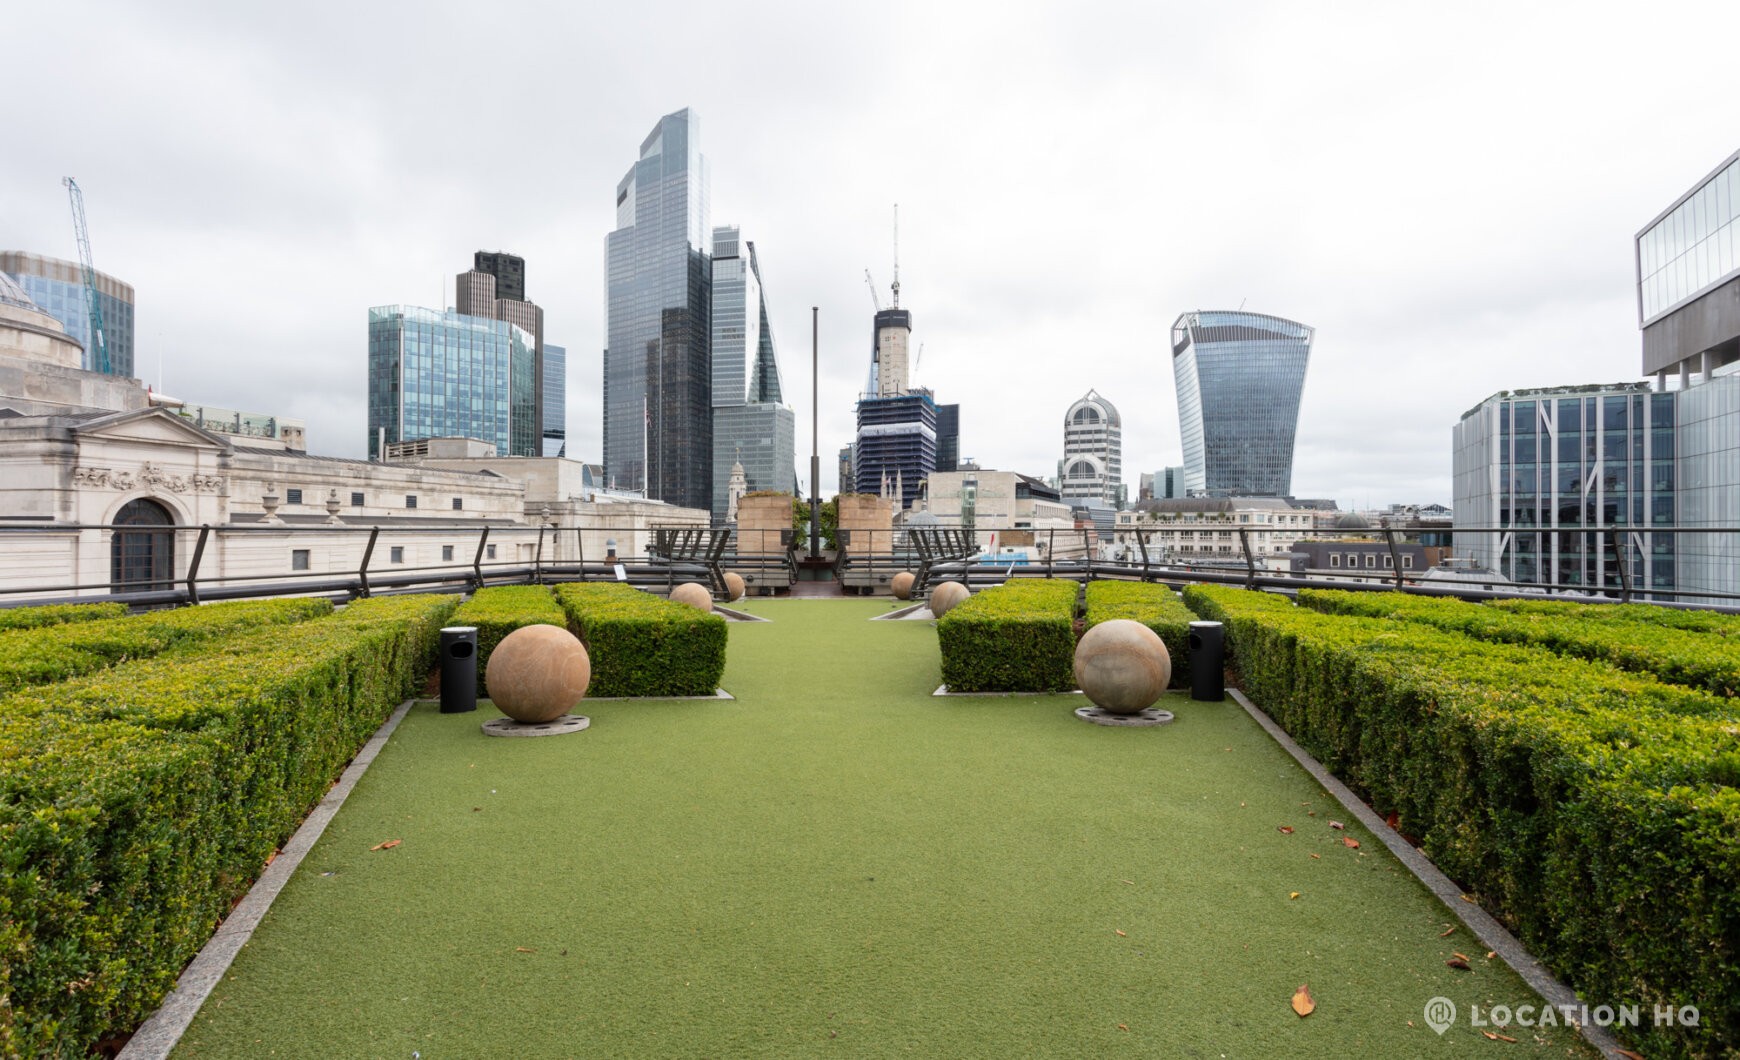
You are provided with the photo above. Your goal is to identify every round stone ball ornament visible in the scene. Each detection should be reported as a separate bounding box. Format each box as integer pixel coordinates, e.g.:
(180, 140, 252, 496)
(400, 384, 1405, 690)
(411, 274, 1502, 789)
(891, 571, 916, 600)
(1073, 619, 1174, 725)
(484, 624, 591, 726)
(671, 581, 714, 611)
(723, 572, 746, 601)
(928, 580, 969, 617)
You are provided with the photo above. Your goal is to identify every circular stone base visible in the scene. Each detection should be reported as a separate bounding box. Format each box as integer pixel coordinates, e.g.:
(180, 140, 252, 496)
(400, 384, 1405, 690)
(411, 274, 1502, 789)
(482, 714, 591, 738)
(1074, 705, 1174, 727)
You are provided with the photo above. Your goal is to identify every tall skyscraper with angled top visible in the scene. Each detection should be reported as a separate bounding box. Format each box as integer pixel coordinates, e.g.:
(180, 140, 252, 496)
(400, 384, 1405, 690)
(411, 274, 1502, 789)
(709, 225, 794, 521)
(604, 108, 713, 508)
(1171, 310, 1313, 498)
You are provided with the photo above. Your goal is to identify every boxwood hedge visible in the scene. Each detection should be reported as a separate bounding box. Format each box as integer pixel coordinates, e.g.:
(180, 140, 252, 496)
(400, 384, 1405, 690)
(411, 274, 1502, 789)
(937, 580, 1078, 693)
(448, 586, 569, 695)
(1299, 588, 1740, 697)
(0, 592, 458, 1055)
(0, 601, 127, 632)
(1082, 581, 1193, 688)
(1182, 583, 1740, 1058)
(552, 583, 726, 697)
(0, 597, 334, 695)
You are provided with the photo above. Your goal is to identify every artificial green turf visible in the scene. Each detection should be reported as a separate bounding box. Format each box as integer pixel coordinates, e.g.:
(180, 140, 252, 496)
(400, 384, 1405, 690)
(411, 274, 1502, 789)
(175, 598, 1597, 1058)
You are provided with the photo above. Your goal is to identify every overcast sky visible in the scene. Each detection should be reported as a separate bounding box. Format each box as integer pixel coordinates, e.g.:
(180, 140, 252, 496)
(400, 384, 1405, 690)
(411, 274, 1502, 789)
(5, 1, 1737, 507)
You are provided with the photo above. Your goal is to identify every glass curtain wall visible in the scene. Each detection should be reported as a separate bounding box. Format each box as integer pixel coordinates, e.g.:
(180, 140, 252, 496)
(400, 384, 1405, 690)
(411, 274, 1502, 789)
(1171, 311, 1312, 497)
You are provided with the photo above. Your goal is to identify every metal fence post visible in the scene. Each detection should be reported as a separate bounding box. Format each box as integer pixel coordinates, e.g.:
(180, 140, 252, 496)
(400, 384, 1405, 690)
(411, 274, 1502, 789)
(1237, 527, 1255, 589)
(358, 528, 379, 598)
(185, 525, 211, 606)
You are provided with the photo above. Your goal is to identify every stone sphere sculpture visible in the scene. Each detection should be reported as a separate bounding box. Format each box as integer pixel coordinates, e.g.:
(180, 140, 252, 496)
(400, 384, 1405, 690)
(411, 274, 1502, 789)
(723, 572, 746, 601)
(1073, 619, 1172, 714)
(929, 580, 970, 618)
(670, 581, 714, 611)
(891, 571, 916, 600)
(486, 624, 591, 724)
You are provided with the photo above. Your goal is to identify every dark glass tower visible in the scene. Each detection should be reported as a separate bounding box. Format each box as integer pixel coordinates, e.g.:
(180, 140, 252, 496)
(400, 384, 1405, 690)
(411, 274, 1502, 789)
(542, 343, 566, 457)
(604, 108, 713, 508)
(1171, 311, 1312, 497)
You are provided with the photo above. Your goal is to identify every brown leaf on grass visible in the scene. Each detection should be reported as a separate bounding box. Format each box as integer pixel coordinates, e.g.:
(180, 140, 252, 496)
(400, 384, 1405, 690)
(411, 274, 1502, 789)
(1277, 825, 1295, 834)
(1445, 957, 1471, 970)
(1482, 1030, 1518, 1042)
(1614, 1051, 1647, 1060)
(1437, 925, 1456, 937)
(370, 839, 402, 851)
(1452, 952, 1472, 962)
(1342, 837, 1360, 849)
(1289, 891, 1301, 900)
(515, 946, 536, 953)
(1485, 951, 1497, 960)
(1290, 984, 1316, 1017)
(1120, 879, 1135, 886)
(1309, 853, 1320, 859)
(1115, 929, 1127, 937)
(1328, 820, 1345, 830)
(1117, 1023, 1129, 1032)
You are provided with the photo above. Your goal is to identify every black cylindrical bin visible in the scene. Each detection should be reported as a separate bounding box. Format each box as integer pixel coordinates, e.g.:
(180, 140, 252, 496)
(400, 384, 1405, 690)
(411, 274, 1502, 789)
(440, 626, 479, 714)
(1188, 620, 1225, 702)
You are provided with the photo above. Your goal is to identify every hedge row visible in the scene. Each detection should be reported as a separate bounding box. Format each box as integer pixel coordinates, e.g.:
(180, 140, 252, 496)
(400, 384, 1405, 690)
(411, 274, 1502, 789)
(0, 602, 127, 632)
(552, 583, 726, 697)
(448, 586, 569, 695)
(1182, 584, 1740, 1058)
(0, 592, 459, 1056)
(1489, 596, 1740, 637)
(1298, 588, 1740, 697)
(1082, 581, 1194, 688)
(938, 580, 1078, 693)
(0, 597, 335, 695)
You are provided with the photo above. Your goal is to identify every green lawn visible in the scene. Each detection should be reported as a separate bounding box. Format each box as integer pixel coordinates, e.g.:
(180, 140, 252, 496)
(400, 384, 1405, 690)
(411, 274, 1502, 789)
(175, 598, 1595, 1058)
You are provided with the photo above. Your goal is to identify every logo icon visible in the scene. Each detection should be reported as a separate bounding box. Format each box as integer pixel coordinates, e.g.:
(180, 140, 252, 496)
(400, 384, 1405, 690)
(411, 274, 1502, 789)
(1424, 996, 1457, 1035)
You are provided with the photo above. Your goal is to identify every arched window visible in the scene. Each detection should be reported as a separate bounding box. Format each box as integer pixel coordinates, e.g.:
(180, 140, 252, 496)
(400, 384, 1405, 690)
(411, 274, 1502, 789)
(111, 498, 175, 593)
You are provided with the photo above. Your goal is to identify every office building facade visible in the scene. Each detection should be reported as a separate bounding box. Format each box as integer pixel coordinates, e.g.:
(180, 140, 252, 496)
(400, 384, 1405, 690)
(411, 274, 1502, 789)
(1059, 389, 1122, 507)
(854, 392, 936, 512)
(1453, 384, 1677, 596)
(542, 343, 566, 457)
(367, 305, 537, 459)
(457, 251, 545, 445)
(1172, 310, 1313, 497)
(0, 251, 135, 378)
(708, 225, 794, 521)
(935, 403, 960, 473)
(1637, 150, 1740, 386)
(604, 108, 713, 509)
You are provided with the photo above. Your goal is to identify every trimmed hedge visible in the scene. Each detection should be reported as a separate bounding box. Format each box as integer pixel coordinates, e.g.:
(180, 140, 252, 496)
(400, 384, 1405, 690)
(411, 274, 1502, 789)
(1298, 588, 1740, 697)
(1182, 584, 1740, 1059)
(448, 586, 569, 695)
(0, 597, 335, 695)
(0, 602, 127, 632)
(0, 592, 458, 1055)
(552, 583, 727, 697)
(1082, 581, 1194, 688)
(937, 580, 1078, 693)
(1489, 596, 1740, 637)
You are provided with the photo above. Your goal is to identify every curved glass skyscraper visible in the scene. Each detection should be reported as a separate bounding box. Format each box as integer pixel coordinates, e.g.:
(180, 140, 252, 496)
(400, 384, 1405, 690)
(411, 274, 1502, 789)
(1171, 311, 1313, 498)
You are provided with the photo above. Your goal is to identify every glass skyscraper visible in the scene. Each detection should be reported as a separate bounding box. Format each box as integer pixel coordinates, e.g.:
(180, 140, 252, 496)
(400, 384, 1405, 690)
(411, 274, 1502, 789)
(367, 305, 537, 459)
(605, 108, 713, 508)
(709, 226, 794, 520)
(542, 343, 566, 457)
(0, 251, 135, 378)
(1171, 310, 1313, 497)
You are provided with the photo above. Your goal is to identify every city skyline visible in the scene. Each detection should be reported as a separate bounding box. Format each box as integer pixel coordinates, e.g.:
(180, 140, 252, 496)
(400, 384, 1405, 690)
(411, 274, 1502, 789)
(5, 3, 1739, 507)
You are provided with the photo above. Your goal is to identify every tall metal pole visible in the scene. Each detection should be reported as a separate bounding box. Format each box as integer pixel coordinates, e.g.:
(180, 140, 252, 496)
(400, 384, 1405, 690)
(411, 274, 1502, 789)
(810, 307, 821, 559)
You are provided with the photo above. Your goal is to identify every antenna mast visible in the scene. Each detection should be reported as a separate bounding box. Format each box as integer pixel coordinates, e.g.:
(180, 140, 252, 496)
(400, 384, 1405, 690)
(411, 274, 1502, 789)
(890, 203, 900, 309)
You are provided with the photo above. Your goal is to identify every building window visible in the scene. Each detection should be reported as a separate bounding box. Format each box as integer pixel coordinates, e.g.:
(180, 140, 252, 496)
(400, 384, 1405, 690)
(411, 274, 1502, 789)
(1404, 556, 1415, 569)
(1330, 554, 1341, 568)
(390, 546, 404, 564)
(286, 488, 303, 505)
(1384, 556, 1394, 568)
(452, 497, 463, 510)
(351, 492, 365, 507)
(406, 495, 418, 509)
(442, 545, 454, 561)
(291, 549, 310, 571)
(486, 544, 497, 559)
(1366, 554, 1377, 568)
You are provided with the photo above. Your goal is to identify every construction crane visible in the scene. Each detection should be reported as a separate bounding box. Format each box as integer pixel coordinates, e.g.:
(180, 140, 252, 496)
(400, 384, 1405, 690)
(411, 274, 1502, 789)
(864, 269, 881, 312)
(61, 177, 110, 375)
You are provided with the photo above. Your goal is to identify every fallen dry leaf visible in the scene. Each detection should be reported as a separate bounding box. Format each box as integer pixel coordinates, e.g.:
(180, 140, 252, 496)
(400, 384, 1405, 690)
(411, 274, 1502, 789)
(370, 839, 402, 851)
(1291, 984, 1316, 1017)
(1453, 952, 1472, 962)
(515, 946, 536, 953)
(1117, 1023, 1129, 1032)
(1385, 811, 1401, 829)
(1446, 957, 1471, 971)
(1614, 1051, 1646, 1060)
(1120, 879, 1135, 886)
(1309, 853, 1320, 860)
(1289, 891, 1301, 899)
(1438, 925, 1456, 938)
(1482, 1030, 1518, 1042)
(1329, 820, 1345, 830)
(1115, 929, 1127, 937)
(1342, 837, 1360, 849)
(1460, 894, 1477, 904)
(1486, 950, 1497, 959)
(1278, 825, 1295, 834)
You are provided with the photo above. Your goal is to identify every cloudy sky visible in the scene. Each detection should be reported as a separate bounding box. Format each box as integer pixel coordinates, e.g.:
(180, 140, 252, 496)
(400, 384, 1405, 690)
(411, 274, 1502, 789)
(5, 1, 1737, 507)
